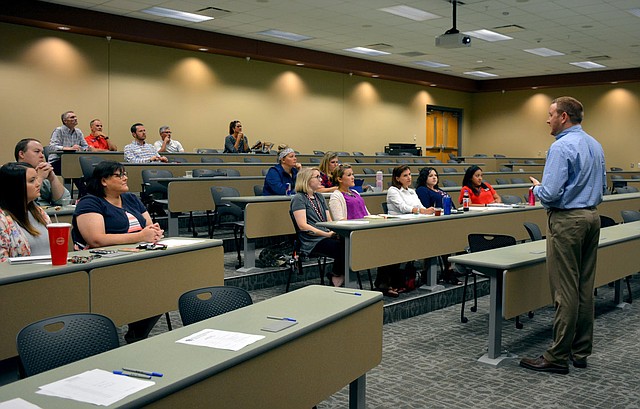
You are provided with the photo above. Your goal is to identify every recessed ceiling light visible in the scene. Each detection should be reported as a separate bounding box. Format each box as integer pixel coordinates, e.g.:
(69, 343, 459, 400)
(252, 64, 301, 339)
(430, 84, 437, 87)
(142, 7, 213, 23)
(611, 81, 618, 84)
(372, 74, 380, 78)
(257, 30, 312, 42)
(570, 61, 606, 69)
(627, 8, 640, 17)
(524, 48, 565, 57)
(464, 71, 498, 78)
(378, 5, 441, 21)
(198, 48, 208, 51)
(464, 29, 512, 42)
(58, 26, 70, 31)
(344, 47, 390, 56)
(296, 63, 304, 66)
(414, 61, 450, 68)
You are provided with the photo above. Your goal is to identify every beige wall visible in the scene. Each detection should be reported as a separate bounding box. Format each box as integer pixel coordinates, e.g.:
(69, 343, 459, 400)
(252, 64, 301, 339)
(468, 85, 640, 170)
(1, 22, 638, 170)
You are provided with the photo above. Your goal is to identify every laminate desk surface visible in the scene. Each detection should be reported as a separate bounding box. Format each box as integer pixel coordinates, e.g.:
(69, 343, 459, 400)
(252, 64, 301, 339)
(0, 238, 223, 359)
(0, 285, 383, 409)
(449, 221, 640, 366)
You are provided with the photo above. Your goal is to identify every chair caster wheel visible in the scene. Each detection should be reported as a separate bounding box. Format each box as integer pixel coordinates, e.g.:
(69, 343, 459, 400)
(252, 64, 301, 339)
(470, 306, 477, 313)
(528, 311, 534, 318)
(516, 322, 523, 329)
(461, 317, 468, 323)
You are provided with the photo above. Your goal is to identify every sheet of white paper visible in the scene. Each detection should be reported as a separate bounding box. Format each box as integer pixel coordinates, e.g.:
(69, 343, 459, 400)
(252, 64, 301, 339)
(393, 213, 429, 219)
(8, 255, 51, 264)
(157, 238, 206, 247)
(36, 369, 154, 406)
(0, 398, 42, 409)
(176, 328, 265, 352)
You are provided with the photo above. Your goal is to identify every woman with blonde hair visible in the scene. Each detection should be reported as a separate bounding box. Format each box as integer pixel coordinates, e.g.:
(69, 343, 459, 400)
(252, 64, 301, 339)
(290, 167, 344, 286)
(317, 151, 339, 193)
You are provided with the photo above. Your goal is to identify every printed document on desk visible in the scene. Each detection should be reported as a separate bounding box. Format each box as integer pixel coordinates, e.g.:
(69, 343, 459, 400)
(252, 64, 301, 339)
(176, 328, 265, 351)
(36, 369, 154, 406)
(0, 398, 42, 409)
(157, 238, 207, 247)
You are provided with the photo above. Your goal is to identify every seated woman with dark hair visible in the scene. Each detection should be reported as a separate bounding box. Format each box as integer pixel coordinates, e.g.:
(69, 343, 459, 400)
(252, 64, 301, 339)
(0, 162, 51, 262)
(291, 167, 344, 286)
(263, 145, 302, 195)
(458, 165, 501, 206)
(415, 167, 448, 209)
(386, 165, 434, 215)
(73, 160, 164, 343)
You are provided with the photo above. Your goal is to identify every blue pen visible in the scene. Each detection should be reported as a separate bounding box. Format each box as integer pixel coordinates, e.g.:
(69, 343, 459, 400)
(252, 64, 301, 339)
(334, 290, 362, 296)
(113, 370, 151, 380)
(267, 315, 297, 322)
(122, 367, 163, 377)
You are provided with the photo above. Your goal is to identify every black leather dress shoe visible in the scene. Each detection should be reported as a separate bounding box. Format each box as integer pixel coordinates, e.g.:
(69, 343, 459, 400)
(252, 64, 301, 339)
(520, 356, 569, 374)
(571, 357, 587, 368)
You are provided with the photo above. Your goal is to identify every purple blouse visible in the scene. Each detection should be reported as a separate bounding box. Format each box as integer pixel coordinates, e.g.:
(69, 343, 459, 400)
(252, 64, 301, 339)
(343, 191, 368, 219)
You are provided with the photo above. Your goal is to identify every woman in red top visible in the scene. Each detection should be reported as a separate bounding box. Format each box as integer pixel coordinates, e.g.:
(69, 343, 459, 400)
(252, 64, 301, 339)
(458, 165, 502, 206)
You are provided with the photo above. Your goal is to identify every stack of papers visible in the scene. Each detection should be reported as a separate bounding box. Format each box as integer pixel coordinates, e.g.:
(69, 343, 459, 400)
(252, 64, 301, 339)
(0, 398, 42, 409)
(36, 369, 154, 406)
(157, 238, 206, 247)
(8, 255, 51, 265)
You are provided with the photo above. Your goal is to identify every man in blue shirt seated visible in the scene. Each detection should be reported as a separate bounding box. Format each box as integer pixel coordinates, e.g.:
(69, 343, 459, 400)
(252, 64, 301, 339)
(124, 123, 168, 163)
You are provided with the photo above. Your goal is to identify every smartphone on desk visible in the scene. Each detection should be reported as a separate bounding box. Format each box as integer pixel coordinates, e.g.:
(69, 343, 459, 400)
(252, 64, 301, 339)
(136, 243, 168, 251)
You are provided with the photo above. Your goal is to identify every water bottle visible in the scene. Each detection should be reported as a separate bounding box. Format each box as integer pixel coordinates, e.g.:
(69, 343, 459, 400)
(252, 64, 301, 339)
(375, 171, 383, 193)
(285, 183, 291, 196)
(528, 187, 535, 206)
(443, 195, 452, 215)
(462, 190, 470, 212)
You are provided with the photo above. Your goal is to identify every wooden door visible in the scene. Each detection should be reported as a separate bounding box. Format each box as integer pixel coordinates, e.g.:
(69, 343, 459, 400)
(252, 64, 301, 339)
(426, 107, 461, 162)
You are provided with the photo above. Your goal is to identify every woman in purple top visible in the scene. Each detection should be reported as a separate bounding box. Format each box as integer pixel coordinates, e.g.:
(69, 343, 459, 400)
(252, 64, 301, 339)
(329, 164, 369, 220)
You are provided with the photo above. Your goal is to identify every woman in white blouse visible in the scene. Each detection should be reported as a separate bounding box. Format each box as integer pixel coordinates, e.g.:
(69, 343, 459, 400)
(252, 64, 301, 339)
(386, 165, 434, 215)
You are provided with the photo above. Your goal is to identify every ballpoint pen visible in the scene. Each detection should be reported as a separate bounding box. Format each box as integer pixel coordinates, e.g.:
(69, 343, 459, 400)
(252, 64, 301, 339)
(113, 370, 151, 380)
(122, 367, 164, 377)
(334, 289, 362, 296)
(266, 316, 297, 322)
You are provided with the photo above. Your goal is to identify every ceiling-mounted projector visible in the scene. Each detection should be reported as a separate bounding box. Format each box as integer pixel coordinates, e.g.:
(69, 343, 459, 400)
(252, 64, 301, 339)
(435, 1, 470, 48)
(436, 32, 471, 48)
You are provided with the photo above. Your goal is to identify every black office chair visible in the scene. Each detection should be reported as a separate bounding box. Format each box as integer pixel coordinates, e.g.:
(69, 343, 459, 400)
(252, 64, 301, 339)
(352, 151, 364, 156)
(201, 157, 224, 163)
(510, 177, 526, 184)
(523, 222, 544, 241)
(429, 159, 443, 164)
(362, 168, 376, 174)
(621, 210, 640, 223)
(313, 150, 324, 155)
(397, 159, 411, 164)
(442, 179, 458, 187)
(253, 185, 263, 196)
(140, 169, 173, 222)
(287, 209, 326, 292)
(309, 158, 321, 164)
(493, 154, 506, 158)
(336, 151, 350, 156)
(374, 152, 386, 156)
(610, 167, 623, 171)
(196, 148, 218, 154)
(376, 158, 394, 164)
(501, 194, 521, 205)
(79, 155, 104, 182)
(495, 178, 510, 185)
(615, 186, 639, 194)
(442, 167, 457, 173)
(447, 159, 459, 164)
(631, 175, 640, 180)
(192, 168, 224, 178)
(261, 168, 269, 176)
(381, 202, 388, 214)
(524, 160, 536, 164)
(473, 154, 488, 157)
(210, 186, 244, 267)
(178, 286, 252, 326)
(414, 158, 427, 164)
(244, 156, 262, 163)
(218, 168, 241, 177)
(499, 166, 512, 172)
(168, 156, 188, 163)
(461, 234, 517, 323)
(17, 313, 119, 377)
(353, 157, 364, 163)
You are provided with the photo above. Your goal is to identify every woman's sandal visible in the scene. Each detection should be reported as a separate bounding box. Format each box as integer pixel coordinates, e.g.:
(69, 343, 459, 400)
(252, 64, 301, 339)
(384, 288, 399, 298)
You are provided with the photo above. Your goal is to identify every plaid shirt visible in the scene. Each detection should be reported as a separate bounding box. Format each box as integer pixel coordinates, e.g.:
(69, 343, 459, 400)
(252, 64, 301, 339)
(124, 140, 160, 163)
(48, 125, 88, 162)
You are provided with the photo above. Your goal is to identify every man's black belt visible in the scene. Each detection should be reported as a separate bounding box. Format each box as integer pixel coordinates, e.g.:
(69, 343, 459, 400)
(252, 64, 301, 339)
(549, 206, 597, 212)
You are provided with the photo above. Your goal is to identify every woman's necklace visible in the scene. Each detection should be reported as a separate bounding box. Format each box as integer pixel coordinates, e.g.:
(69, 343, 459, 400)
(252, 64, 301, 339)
(308, 194, 325, 221)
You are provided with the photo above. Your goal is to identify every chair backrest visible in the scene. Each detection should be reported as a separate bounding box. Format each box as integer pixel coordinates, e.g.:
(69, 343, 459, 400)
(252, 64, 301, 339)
(615, 186, 639, 194)
(313, 150, 324, 155)
(499, 166, 512, 172)
(141, 169, 173, 197)
(631, 175, 640, 180)
(168, 156, 188, 163)
(362, 168, 376, 174)
(523, 222, 543, 241)
(196, 148, 218, 154)
(473, 153, 488, 157)
(375, 152, 386, 156)
(397, 158, 411, 164)
(442, 167, 457, 173)
(244, 156, 262, 163)
(447, 159, 459, 164)
(353, 157, 364, 163)
(600, 215, 617, 228)
(414, 159, 427, 164)
(524, 160, 536, 164)
(201, 157, 224, 163)
(381, 202, 388, 214)
(388, 167, 395, 174)
(217, 168, 241, 177)
(336, 151, 350, 156)
(493, 154, 506, 158)
(610, 167, 623, 171)
(495, 178, 510, 185)
(376, 158, 393, 163)
(253, 185, 263, 196)
(621, 210, 640, 223)
(442, 179, 458, 187)
(210, 186, 243, 220)
(510, 177, 526, 184)
(178, 286, 252, 326)
(309, 158, 321, 164)
(192, 168, 224, 178)
(468, 233, 516, 253)
(429, 159, 443, 164)
(352, 151, 364, 156)
(17, 313, 119, 377)
(79, 155, 104, 179)
(501, 194, 521, 205)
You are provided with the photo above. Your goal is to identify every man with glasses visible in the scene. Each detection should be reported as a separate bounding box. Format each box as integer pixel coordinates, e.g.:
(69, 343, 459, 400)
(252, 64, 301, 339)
(154, 126, 184, 153)
(48, 110, 90, 174)
(124, 123, 168, 163)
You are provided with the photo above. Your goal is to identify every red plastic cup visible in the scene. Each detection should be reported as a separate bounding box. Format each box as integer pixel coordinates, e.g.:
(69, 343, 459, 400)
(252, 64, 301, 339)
(47, 223, 72, 265)
(434, 208, 442, 216)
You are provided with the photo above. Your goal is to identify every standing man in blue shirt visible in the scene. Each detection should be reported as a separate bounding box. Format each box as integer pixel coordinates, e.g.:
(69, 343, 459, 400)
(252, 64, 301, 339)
(520, 96, 606, 374)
